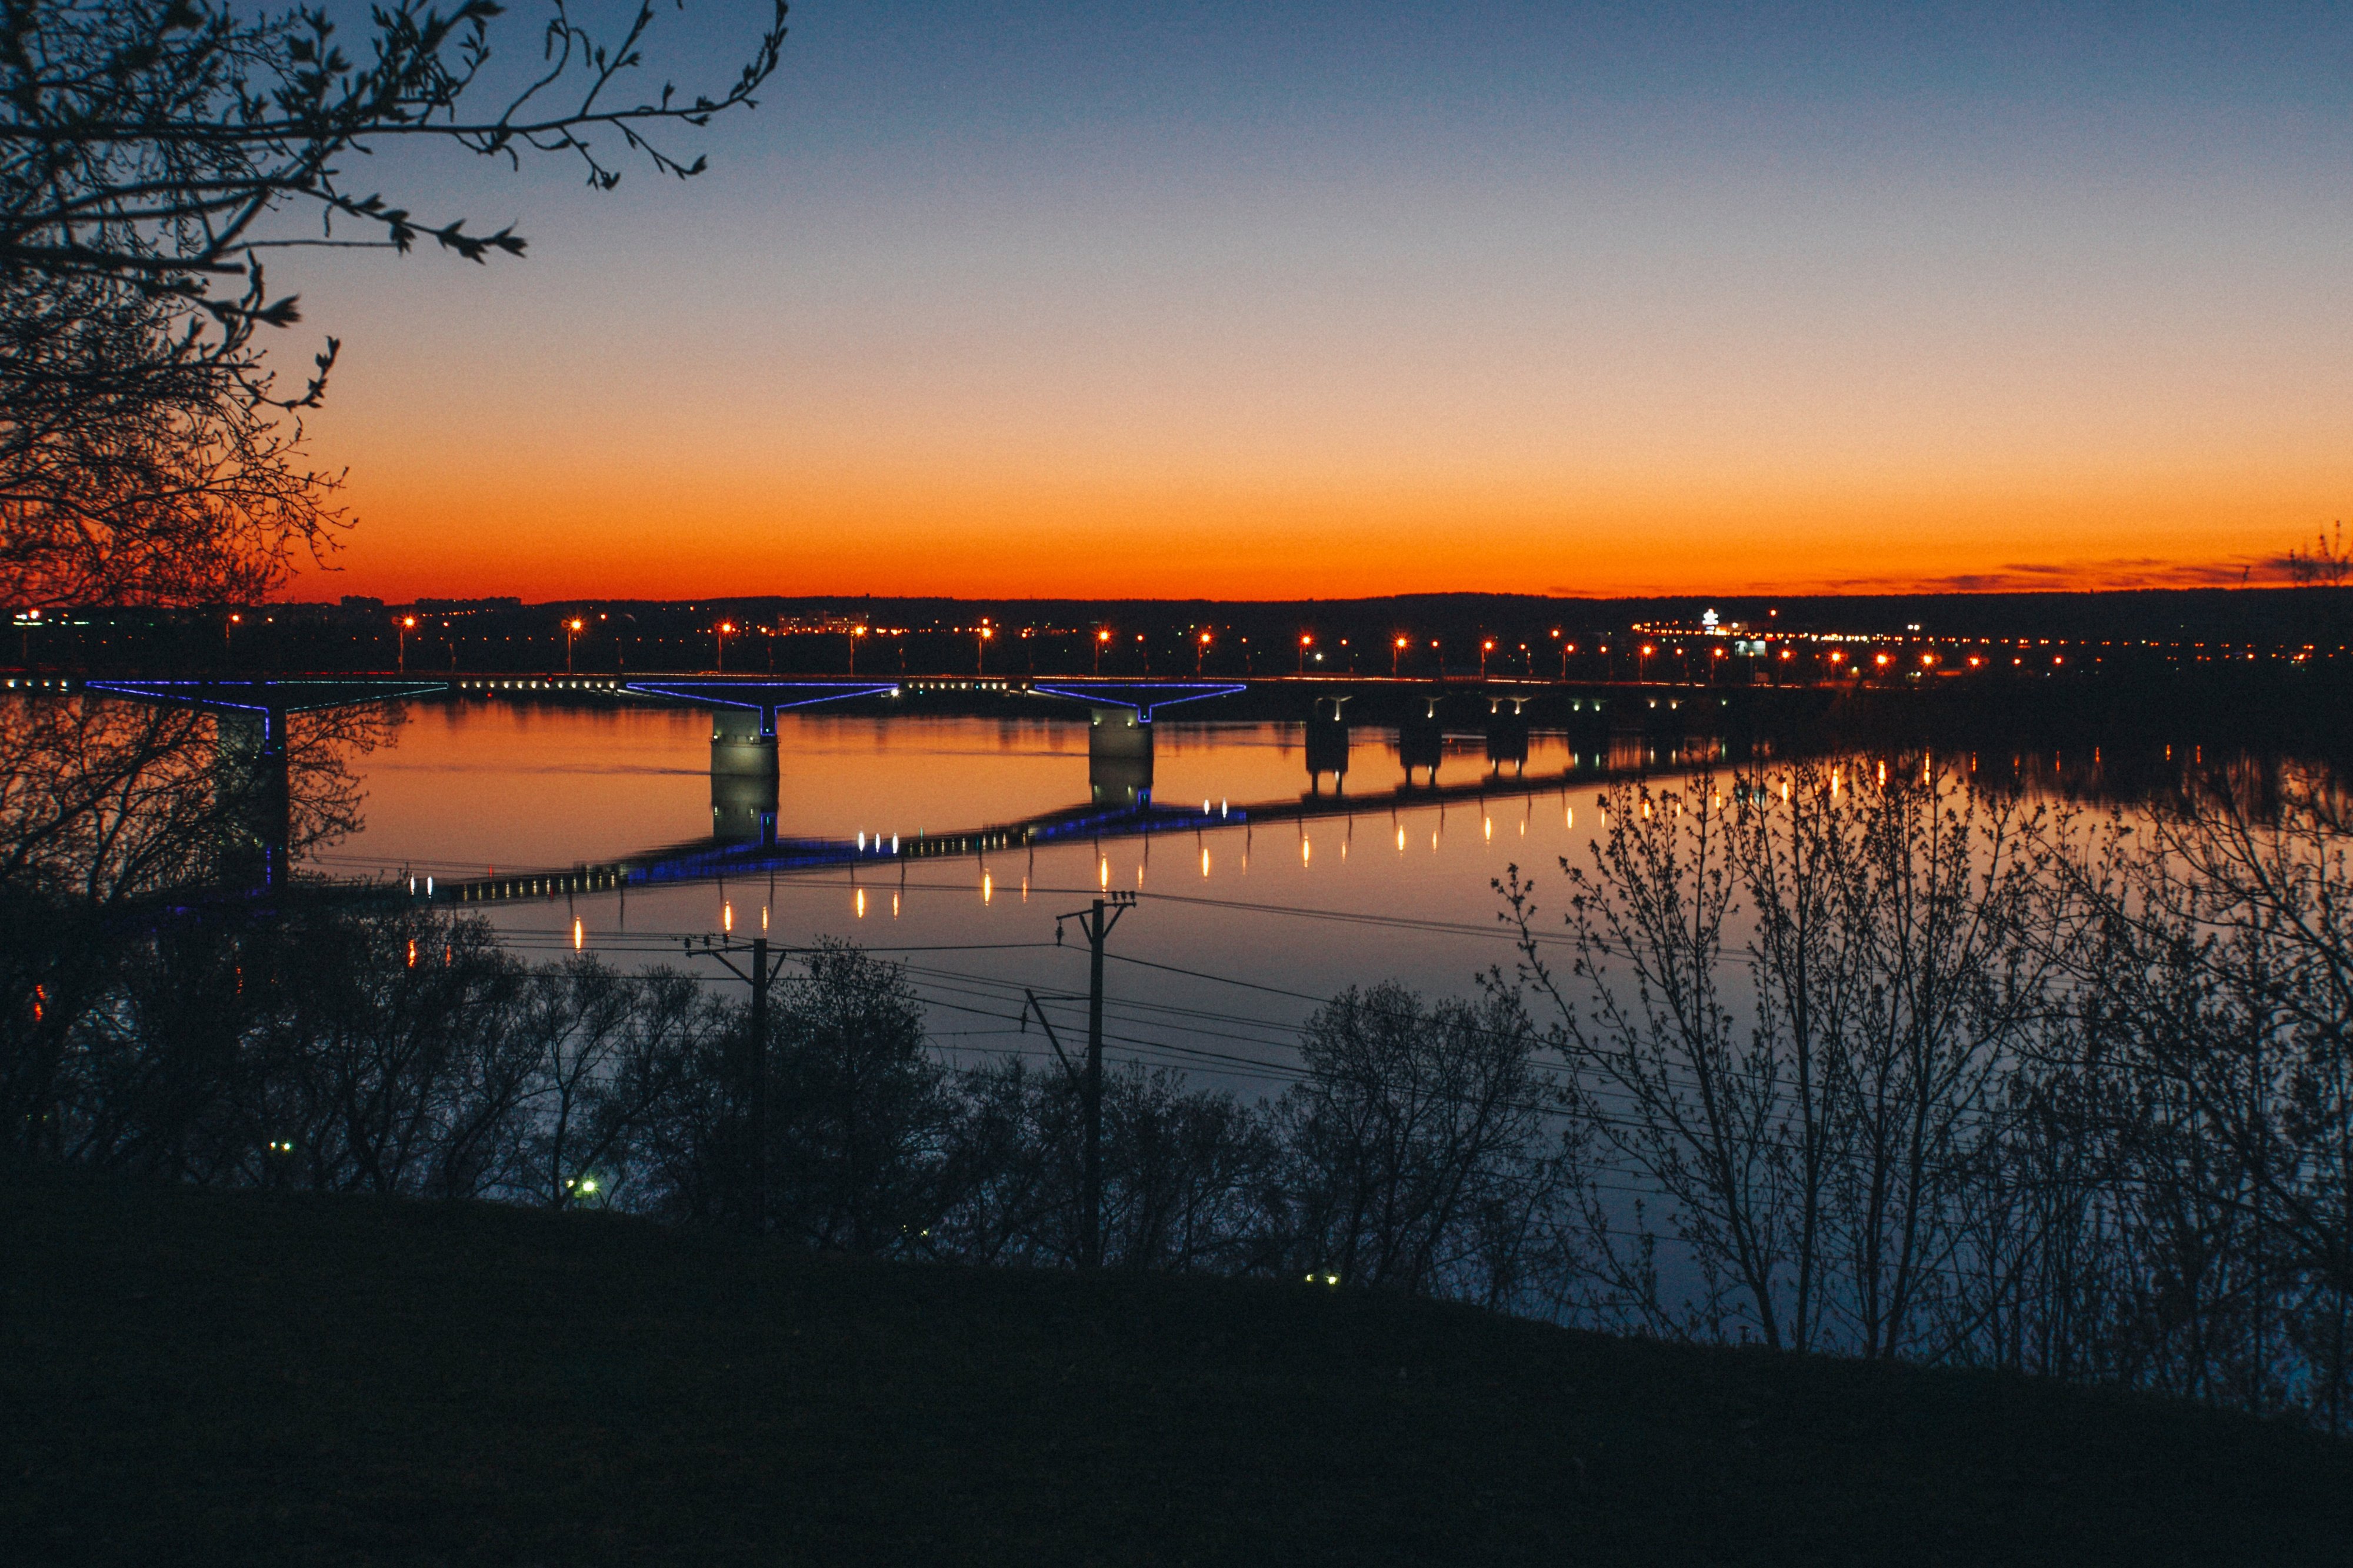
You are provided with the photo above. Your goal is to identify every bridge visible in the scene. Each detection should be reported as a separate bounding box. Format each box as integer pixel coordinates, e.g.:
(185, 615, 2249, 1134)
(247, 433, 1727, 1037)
(76, 677, 449, 888)
(38, 673, 1766, 890)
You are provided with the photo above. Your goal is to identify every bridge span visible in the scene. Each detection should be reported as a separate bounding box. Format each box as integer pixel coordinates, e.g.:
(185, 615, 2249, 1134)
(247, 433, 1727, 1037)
(36, 672, 1785, 892)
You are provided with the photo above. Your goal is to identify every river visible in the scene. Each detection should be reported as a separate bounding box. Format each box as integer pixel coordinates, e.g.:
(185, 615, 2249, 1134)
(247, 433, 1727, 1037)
(307, 699, 1628, 1087)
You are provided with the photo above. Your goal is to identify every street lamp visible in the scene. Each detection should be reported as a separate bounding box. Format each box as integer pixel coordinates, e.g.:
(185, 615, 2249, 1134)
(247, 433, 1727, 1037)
(1298, 633, 1312, 675)
(1639, 643, 1654, 682)
(1479, 639, 1495, 680)
(564, 616, 584, 674)
(225, 610, 241, 661)
(396, 614, 417, 674)
(716, 620, 735, 673)
(977, 623, 992, 675)
(1196, 630, 1212, 676)
(848, 624, 866, 674)
(1392, 635, 1408, 677)
(1095, 627, 1111, 675)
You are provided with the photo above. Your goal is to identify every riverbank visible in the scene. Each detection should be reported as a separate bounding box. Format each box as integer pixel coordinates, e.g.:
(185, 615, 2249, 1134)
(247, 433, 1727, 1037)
(7, 1166, 2348, 1566)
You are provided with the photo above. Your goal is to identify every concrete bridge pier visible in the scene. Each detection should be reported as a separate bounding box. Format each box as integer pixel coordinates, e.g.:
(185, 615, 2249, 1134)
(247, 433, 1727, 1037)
(1559, 695, 1611, 769)
(710, 705, 779, 845)
(1487, 696, 1531, 776)
(1305, 695, 1351, 795)
(711, 773, 778, 845)
(214, 708, 290, 888)
(1088, 705, 1154, 809)
(710, 704, 779, 774)
(1398, 695, 1444, 788)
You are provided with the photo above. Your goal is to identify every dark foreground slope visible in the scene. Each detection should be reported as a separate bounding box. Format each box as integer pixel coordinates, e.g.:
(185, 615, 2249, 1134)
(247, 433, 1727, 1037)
(6, 1169, 2349, 1567)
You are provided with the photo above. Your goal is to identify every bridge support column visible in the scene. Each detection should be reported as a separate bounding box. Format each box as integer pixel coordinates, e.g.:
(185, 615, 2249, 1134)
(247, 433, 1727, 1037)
(1487, 696, 1530, 776)
(214, 708, 290, 889)
(1088, 706, 1154, 809)
(1563, 695, 1611, 764)
(1305, 694, 1350, 795)
(710, 705, 779, 773)
(710, 705, 778, 845)
(1398, 694, 1443, 788)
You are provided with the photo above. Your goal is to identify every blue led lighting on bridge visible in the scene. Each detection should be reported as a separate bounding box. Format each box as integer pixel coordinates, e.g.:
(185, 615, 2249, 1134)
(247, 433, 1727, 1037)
(83, 678, 448, 709)
(1029, 682, 1247, 722)
(83, 679, 450, 741)
(622, 680, 898, 712)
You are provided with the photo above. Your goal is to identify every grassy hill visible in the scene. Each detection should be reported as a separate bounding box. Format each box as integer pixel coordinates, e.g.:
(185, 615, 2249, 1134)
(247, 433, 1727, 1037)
(6, 1166, 2350, 1566)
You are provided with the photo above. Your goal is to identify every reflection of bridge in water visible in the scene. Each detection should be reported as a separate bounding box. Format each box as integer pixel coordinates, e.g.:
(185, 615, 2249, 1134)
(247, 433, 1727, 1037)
(419, 729, 1732, 906)
(67, 674, 1755, 895)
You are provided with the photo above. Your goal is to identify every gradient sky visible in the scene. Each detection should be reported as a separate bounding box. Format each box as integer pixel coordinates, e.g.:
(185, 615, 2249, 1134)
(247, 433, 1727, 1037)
(281, 1, 2353, 602)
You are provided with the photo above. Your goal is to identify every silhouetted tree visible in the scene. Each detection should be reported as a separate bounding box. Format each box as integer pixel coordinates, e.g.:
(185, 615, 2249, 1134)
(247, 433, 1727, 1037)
(1, 0, 787, 294)
(1101, 1065, 1278, 1273)
(0, 689, 385, 1151)
(1275, 981, 1559, 1304)
(0, 0, 788, 607)
(1506, 763, 2055, 1353)
(2053, 762, 2353, 1424)
(767, 941, 948, 1252)
(929, 1056, 1081, 1265)
(2285, 523, 2352, 589)
(0, 273, 341, 609)
(930, 1060, 1279, 1273)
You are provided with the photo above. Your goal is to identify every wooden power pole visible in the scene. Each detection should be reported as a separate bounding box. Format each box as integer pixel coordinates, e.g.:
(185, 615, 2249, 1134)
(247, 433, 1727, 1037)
(686, 933, 792, 1233)
(1042, 893, 1134, 1268)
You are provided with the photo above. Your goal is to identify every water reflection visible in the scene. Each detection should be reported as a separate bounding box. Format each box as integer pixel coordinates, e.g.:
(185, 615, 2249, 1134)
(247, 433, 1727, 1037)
(16, 686, 2353, 1035)
(0, 692, 386, 901)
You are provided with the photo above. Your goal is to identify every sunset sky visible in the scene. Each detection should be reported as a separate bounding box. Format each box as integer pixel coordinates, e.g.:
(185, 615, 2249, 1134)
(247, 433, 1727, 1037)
(284, 1, 2353, 602)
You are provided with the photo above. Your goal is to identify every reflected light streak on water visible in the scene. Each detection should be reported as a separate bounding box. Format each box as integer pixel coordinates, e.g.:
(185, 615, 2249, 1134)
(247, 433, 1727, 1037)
(307, 704, 1655, 1092)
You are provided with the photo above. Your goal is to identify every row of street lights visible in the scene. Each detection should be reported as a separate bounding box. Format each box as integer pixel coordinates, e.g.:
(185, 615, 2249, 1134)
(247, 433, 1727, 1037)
(389, 611, 592, 675)
(200, 605, 2094, 683)
(432, 617, 1619, 680)
(372, 612, 1589, 680)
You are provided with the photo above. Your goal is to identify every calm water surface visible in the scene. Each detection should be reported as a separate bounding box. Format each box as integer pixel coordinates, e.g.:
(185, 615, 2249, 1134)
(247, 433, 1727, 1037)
(312, 702, 1621, 1086)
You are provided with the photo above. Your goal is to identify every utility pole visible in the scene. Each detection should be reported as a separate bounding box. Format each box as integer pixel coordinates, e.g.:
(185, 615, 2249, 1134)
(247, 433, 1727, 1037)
(1050, 893, 1134, 1268)
(685, 933, 792, 1232)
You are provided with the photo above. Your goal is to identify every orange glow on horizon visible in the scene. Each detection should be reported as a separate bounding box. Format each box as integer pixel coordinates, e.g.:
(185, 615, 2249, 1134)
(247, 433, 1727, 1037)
(293, 495, 2318, 602)
(282, 272, 2349, 605)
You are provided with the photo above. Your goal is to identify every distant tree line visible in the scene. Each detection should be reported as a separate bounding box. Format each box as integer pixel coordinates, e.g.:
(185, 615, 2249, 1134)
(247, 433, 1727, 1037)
(5, 703, 2353, 1433)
